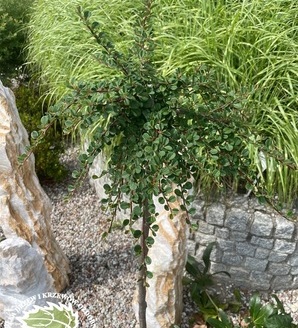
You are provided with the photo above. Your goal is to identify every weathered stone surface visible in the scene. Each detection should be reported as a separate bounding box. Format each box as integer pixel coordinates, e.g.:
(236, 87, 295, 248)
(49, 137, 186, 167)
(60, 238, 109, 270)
(0, 238, 55, 322)
(274, 239, 296, 254)
(0, 82, 69, 301)
(268, 262, 291, 275)
(225, 209, 250, 231)
(251, 212, 273, 237)
(138, 196, 188, 328)
(205, 203, 225, 226)
(222, 252, 243, 266)
(251, 236, 274, 249)
(90, 152, 188, 327)
(244, 257, 268, 271)
(275, 215, 295, 239)
(236, 242, 256, 257)
(268, 251, 288, 263)
(255, 248, 270, 259)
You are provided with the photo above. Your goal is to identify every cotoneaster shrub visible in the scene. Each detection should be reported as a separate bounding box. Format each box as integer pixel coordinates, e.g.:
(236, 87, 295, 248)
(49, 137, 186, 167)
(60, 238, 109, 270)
(27, 0, 297, 205)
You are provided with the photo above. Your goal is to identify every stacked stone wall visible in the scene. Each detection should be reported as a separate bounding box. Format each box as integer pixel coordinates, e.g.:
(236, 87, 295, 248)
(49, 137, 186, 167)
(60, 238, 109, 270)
(188, 196, 298, 291)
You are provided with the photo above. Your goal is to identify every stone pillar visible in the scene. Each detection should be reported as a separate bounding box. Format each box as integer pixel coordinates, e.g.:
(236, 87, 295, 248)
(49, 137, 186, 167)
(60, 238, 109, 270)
(144, 196, 188, 328)
(89, 154, 188, 327)
(0, 81, 70, 309)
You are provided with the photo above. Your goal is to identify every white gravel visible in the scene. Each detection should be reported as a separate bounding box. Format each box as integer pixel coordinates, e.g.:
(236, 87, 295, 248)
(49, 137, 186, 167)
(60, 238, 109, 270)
(0, 147, 298, 328)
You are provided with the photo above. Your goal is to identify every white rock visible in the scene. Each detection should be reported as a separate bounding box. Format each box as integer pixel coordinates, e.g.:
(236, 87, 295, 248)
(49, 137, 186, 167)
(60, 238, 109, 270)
(0, 238, 55, 324)
(0, 80, 70, 320)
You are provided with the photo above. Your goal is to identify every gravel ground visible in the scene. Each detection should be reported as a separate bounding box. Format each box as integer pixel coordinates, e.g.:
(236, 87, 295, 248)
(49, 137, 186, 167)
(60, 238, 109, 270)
(1, 147, 298, 327)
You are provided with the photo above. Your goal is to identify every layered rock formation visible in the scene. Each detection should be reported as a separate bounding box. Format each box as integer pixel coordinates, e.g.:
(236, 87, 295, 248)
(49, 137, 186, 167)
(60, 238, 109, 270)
(144, 196, 188, 327)
(90, 153, 188, 328)
(0, 81, 70, 321)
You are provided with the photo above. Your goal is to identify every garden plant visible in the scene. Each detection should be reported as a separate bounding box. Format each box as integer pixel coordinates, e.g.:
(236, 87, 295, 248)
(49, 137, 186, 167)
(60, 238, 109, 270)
(23, 0, 298, 327)
(27, 0, 298, 207)
(0, 0, 66, 182)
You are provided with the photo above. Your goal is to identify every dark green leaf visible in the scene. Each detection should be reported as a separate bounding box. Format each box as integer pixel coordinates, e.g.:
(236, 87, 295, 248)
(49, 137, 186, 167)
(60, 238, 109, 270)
(133, 230, 142, 238)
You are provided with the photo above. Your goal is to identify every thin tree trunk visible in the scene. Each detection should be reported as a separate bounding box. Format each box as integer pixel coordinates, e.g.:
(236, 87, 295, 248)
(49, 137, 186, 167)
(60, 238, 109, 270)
(138, 198, 150, 328)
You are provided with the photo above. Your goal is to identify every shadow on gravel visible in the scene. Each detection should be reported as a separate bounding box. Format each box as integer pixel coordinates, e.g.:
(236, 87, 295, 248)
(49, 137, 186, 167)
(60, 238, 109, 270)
(65, 246, 137, 288)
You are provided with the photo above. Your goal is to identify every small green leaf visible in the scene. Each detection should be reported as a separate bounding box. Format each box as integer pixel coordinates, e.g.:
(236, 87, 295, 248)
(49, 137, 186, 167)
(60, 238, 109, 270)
(102, 231, 108, 239)
(31, 131, 39, 139)
(146, 237, 155, 246)
(122, 219, 130, 227)
(133, 230, 142, 238)
(168, 195, 176, 203)
(145, 256, 152, 265)
(40, 115, 49, 125)
(146, 271, 153, 279)
(103, 184, 111, 192)
(120, 201, 130, 210)
(158, 197, 165, 204)
(184, 181, 193, 190)
(84, 10, 91, 20)
(188, 207, 196, 215)
(134, 244, 142, 255)
(151, 224, 159, 232)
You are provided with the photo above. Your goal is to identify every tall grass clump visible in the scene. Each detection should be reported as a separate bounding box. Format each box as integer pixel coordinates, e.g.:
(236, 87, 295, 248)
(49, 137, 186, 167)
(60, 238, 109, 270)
(27, 0, 297, 206)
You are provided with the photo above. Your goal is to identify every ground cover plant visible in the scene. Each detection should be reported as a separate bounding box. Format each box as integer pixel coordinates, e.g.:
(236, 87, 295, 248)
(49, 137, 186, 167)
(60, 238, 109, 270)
(23, 0, 297, 326)
(27, 0, 298, 206)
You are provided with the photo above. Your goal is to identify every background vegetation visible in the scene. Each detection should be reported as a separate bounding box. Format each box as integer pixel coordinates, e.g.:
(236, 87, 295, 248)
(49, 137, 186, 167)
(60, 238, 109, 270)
(27, 0, 298, 205)
(0, 0, 66, 181)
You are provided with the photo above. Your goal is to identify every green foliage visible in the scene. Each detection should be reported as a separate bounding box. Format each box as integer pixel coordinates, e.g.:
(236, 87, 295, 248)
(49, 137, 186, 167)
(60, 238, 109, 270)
(207, 293, 298, 328)
(27, 0, 296, 283)
(27, 0, 298, 204)
(15, 84, 67, 182)
(0, 0, 34, 83)
(184, 243, 230, 320)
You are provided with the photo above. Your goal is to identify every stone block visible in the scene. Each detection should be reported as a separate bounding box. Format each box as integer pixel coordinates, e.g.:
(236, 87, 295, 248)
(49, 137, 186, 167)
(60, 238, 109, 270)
(291, 267, 298, 275)
(255, 248, 270, 260)
(251, 236, 274, 250)
(250, 271, 273, 290)
(236, 242, 256, 257)
(210, 262, 229, 274)
(251, 211, 273, 237)
(273, 239, 296, 254)
(205, 203, 225, 226)
(222, 252, 243, 266)
(230, 231, 248, 241)
(225, 209, 251, 231)
(198, 220, 215, 234)
(215, 227, 229, 239)
(289, 254, 298, 266)
(275, 215, 295, 240)
(268, 263, 291, 275)
(195, 232, 216, 246)
(271, 275, 293, 290)
(268, 251, 288, 263)
(244, 257, 268, 272)
(230, 267, 250, 279)
(217, 239, 235, 252)
(210, 248, 223, 263)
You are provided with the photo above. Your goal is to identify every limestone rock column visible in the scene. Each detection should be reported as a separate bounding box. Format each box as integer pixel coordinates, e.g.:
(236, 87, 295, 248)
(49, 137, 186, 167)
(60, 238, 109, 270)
(134, 196, 188, 328)
(0, 80, 70, 292)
